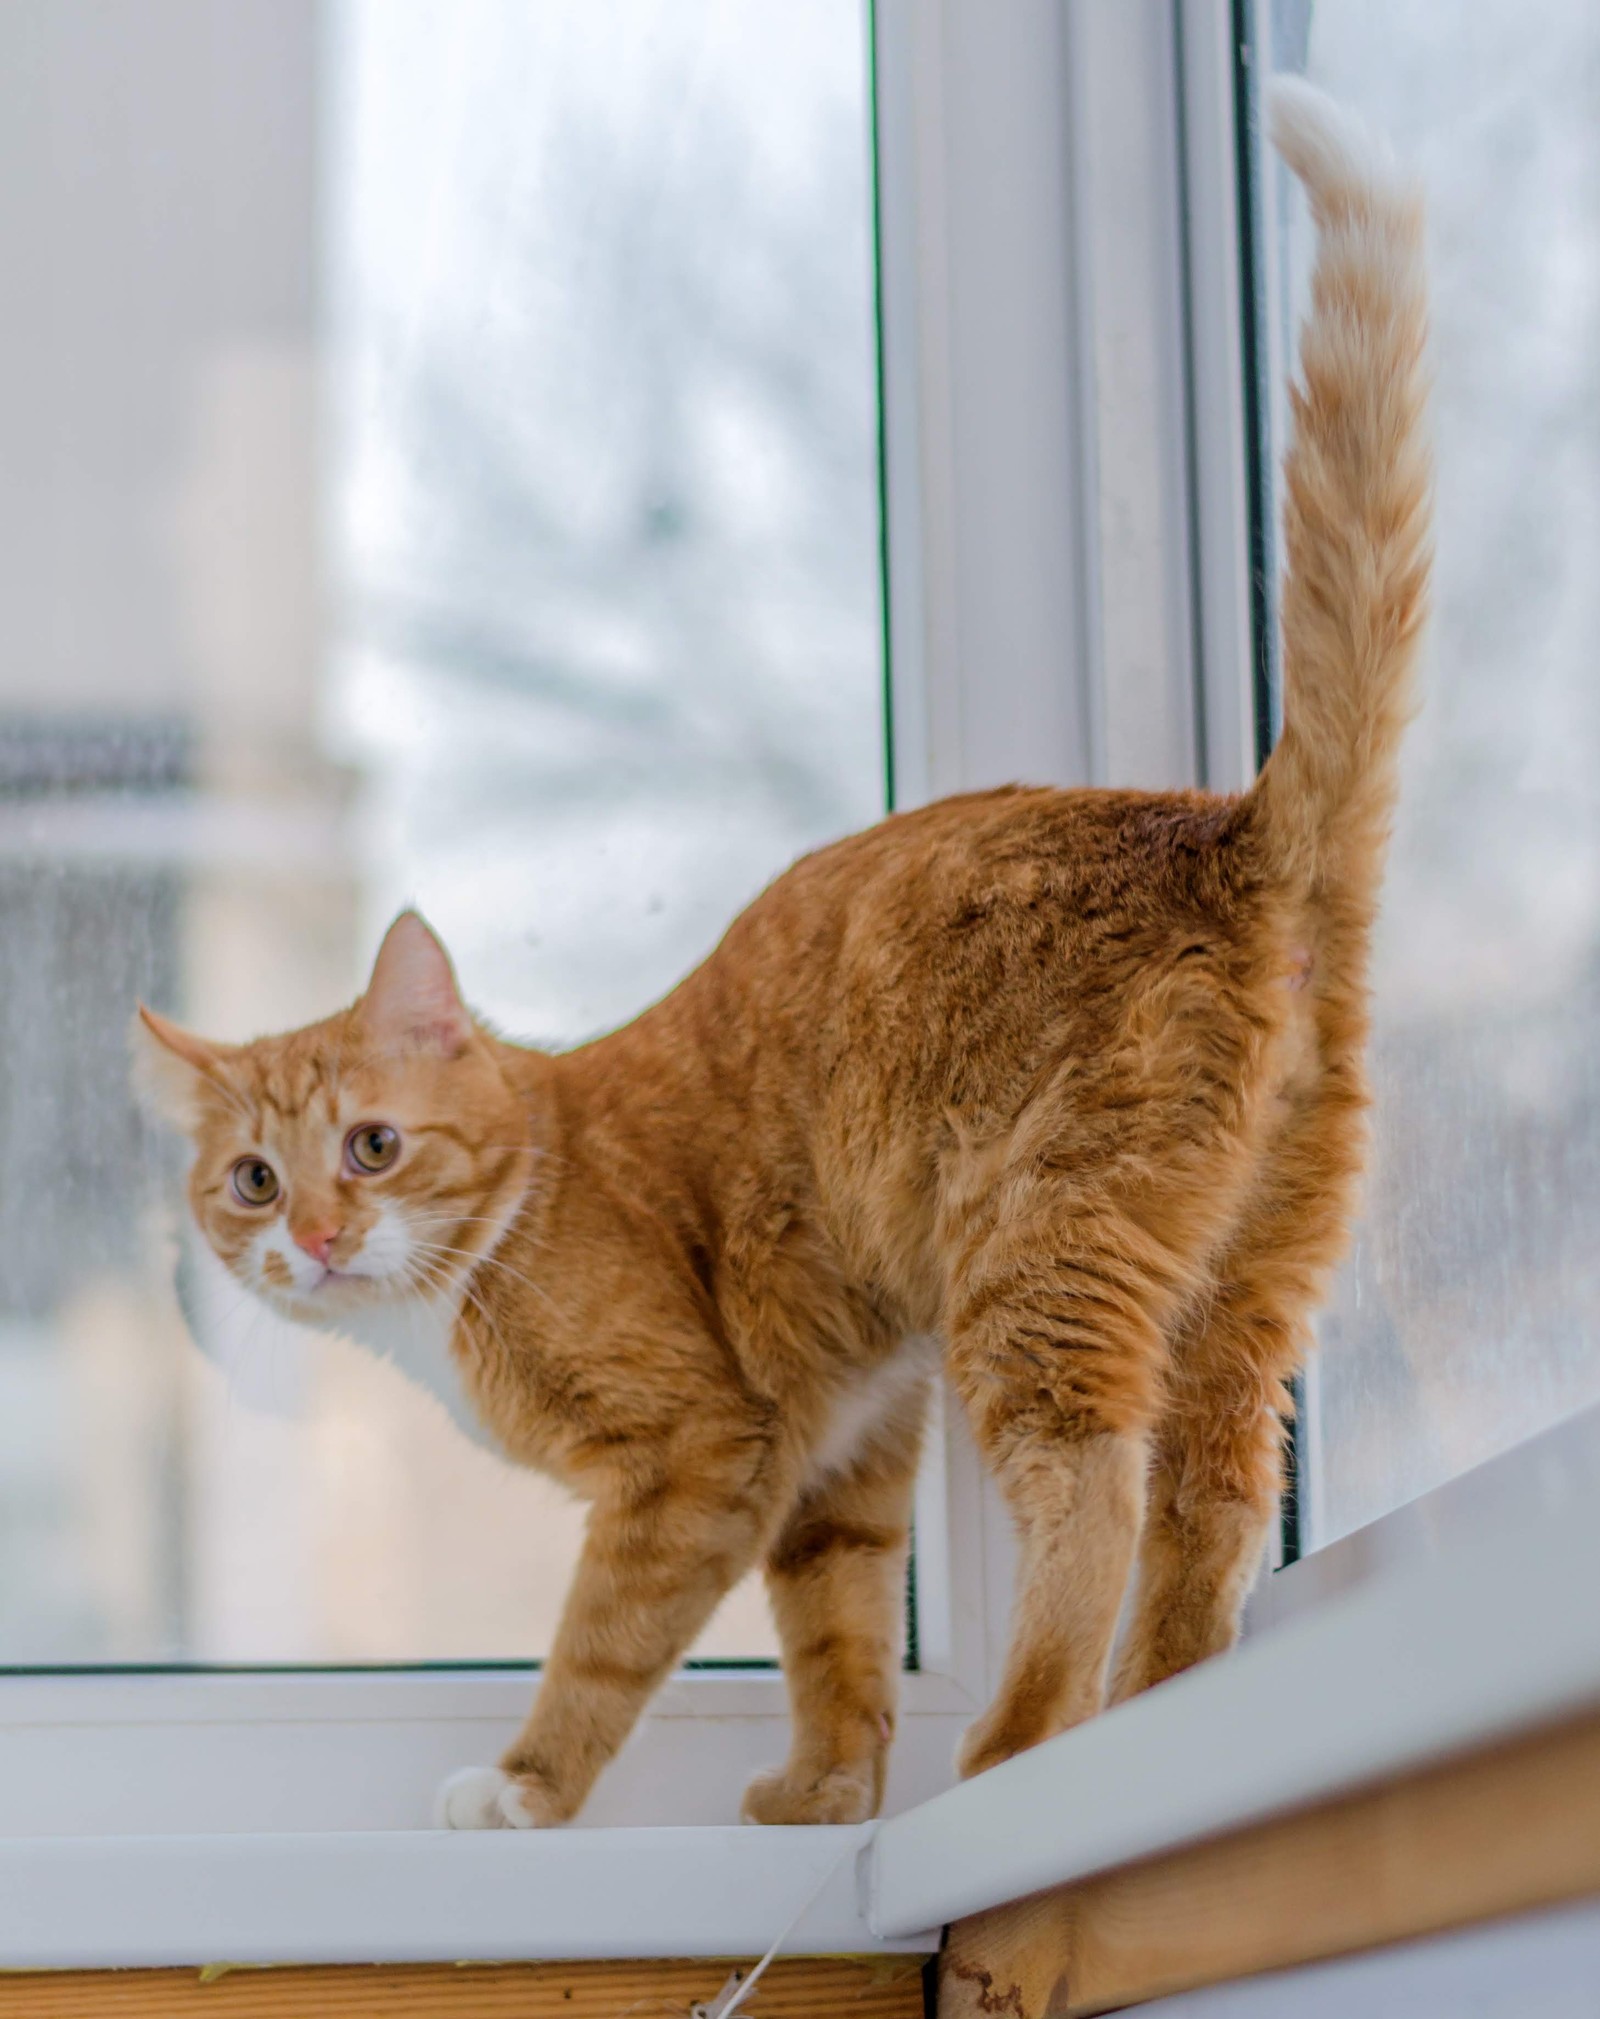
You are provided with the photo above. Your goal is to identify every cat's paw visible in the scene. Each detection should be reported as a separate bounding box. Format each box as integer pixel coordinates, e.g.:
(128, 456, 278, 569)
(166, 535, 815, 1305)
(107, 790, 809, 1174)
(434, 1765, 563, 1830)
(955, 1710, 1034, 1782)
(435, 1765, 514, 1829)
(498, 1773, 563, 1828)
(740, 1761, 878, 1826)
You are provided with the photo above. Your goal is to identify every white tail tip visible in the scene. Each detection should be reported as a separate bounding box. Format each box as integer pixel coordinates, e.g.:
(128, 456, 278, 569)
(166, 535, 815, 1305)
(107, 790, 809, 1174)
(1268, 75, 1406, 216)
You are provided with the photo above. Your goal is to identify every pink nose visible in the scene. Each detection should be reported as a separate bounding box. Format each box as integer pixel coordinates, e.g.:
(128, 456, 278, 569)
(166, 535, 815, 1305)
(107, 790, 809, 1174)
(293, 1226, 340, 1267)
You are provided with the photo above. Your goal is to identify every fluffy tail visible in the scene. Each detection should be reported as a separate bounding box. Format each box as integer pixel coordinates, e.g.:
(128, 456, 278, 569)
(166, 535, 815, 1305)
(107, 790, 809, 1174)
(1248, 78, 1431, 904)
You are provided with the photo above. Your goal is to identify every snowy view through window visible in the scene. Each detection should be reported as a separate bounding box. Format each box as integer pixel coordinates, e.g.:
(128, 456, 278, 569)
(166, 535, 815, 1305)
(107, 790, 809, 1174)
(1280, 0, 1600, 1542)
(0, 0, 1596, 1662)
(0, 0, 880, 1663)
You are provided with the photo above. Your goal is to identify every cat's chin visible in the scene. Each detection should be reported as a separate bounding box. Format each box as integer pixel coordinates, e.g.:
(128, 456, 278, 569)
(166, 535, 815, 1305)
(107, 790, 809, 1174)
(264, 1271, 497, 1453)
(252, 1273, 394, 1333)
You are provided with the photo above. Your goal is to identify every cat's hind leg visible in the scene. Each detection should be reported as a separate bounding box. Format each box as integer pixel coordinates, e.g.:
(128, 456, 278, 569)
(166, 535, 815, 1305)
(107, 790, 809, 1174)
(1111, 1076, 1365, 1702)
(939, 1025, 1276, 1780)
(943, 1197, 1199, 1779)
(743, 1384, 925, 1825)
(1107, 1327, 1287, 1704)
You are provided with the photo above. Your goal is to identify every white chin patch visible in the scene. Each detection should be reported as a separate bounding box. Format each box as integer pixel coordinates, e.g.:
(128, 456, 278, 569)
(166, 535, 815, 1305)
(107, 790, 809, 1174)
(251, 1225, 324, 1299)
(434, 1765, 549, 1830)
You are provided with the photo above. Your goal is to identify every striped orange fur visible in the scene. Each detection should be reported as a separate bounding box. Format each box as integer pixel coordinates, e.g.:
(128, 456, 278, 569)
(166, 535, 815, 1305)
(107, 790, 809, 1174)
(135, 82, 1429, 1826)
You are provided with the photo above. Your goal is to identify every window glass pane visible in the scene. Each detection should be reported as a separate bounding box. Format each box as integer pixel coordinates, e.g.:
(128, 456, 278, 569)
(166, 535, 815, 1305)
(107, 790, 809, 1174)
(0, 0, 883, 1662)
(1269, 1, 1600, 1543)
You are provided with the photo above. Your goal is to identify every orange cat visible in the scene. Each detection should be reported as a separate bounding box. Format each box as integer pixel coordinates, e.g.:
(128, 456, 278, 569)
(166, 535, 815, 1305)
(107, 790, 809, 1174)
(134, 82, 1428, 1830)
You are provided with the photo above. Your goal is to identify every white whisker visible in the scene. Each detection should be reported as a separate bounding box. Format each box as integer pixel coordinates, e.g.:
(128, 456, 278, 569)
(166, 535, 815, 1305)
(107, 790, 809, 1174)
(409, 1235, 557, 1310)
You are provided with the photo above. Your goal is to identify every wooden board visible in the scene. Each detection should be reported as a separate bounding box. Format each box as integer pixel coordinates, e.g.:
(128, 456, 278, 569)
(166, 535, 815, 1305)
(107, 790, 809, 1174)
(0, 1955, 929, 2017)
(938, 1706, 1600, 2016)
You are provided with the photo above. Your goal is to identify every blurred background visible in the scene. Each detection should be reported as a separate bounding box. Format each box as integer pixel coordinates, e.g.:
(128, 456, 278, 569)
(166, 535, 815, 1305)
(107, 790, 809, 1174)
(1276, 0, 1600, 1545)
(0, 0, 1595, 1662)
(0, 0, 882, 1662)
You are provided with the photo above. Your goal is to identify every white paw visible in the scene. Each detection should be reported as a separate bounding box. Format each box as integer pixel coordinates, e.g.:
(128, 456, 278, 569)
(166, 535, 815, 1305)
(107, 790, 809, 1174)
(435, 1765, 512, 1830)
(497, 1779, 546, 1828)
(433, 1763, 560, 1829)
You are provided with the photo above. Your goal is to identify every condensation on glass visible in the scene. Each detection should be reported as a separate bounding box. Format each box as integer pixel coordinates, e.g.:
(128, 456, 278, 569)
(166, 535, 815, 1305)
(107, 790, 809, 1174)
(0, 0, 883, 1663)
(1268, 1, 1600, 1545)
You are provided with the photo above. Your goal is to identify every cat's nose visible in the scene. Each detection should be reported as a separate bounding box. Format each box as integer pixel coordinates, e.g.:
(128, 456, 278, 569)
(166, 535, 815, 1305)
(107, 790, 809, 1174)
(292, 1224, 341, 1267)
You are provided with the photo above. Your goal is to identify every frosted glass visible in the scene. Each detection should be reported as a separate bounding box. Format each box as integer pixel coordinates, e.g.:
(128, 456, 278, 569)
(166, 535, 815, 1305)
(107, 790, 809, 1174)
(1275, 2, 1600, 1544)
(0, 0, 881, 1663)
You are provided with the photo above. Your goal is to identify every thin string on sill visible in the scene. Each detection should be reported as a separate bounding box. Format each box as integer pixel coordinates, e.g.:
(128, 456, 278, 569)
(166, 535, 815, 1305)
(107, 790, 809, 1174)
(689, 1827, 873, 2019)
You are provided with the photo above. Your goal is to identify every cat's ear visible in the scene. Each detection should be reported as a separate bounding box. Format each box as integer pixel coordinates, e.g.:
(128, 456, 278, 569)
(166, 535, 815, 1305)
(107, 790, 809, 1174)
(131, 1006, 240, 1130)
(360, 911, 473, 1057)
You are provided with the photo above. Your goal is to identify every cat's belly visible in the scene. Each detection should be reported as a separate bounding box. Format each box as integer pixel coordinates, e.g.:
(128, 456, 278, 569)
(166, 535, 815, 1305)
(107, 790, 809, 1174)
(804, 1336, 940, 1487)
(337, 1296, 502, 1455)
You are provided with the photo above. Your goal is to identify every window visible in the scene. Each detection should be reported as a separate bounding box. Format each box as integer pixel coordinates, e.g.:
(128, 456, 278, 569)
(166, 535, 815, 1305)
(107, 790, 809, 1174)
(1, 0, 1050, 1845)
(0, 0, 1289, 1848)
(0, 0, 882, 1669)
(2, 2, 1598, 1998)
(1258, 0, 1600, 1550)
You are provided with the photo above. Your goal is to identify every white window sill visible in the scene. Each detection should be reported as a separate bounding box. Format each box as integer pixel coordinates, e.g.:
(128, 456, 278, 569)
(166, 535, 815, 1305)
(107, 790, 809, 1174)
(869, 1401, 1600, 1935)
(0, 1668, 976, 1842)
(4, 1406, 1595, 1971)
(0, 1824, 932, 1969)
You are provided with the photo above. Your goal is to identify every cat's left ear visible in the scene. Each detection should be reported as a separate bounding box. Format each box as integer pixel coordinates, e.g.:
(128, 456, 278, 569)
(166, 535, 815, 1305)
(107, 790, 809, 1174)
(361, 910, 473, 1057)
(131, 1007, 241, 1130)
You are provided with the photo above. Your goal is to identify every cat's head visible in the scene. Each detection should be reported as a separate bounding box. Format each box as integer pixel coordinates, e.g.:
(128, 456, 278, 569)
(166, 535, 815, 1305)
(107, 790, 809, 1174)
(133, 911, 536, 1329)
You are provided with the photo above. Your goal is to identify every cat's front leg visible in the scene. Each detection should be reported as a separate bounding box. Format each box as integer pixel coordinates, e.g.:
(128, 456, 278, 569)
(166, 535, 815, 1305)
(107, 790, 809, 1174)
(742, 1405, 922, 1826)
(437, 1448, 779, 1828)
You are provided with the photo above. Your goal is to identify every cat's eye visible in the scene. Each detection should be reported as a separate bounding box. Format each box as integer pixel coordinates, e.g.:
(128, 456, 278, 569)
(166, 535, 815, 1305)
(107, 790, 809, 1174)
(347, 1124, 400, 1174)
(230, 1158, 280, 1208)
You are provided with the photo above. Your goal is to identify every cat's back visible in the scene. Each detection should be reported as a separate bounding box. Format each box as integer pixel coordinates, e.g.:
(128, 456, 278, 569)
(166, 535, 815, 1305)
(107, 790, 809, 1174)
(765, 779, 1246, 983)
(660, 782, 1270, 1321)
(561, 781, 1280, 1340)
(689, 781, 1263, 1112)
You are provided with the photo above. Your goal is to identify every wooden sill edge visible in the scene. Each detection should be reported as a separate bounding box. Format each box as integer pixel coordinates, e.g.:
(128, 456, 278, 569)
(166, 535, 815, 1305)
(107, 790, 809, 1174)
(938, 1702, 1600, 2016)
(0, 1953, 929, 2016)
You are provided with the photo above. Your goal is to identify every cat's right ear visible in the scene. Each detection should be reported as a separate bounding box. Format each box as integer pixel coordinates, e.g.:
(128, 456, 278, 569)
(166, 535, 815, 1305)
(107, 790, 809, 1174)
(360, 911, 474, 1057)
(130, 1006, 238, 1130)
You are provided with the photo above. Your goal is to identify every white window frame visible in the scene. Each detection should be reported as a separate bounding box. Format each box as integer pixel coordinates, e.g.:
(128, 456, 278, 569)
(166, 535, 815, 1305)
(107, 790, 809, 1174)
(4, 0, 1598, 1977)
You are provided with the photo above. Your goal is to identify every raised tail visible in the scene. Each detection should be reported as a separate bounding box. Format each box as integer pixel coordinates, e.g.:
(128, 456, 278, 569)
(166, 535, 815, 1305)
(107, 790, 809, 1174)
(1247, 77, 1432, 905)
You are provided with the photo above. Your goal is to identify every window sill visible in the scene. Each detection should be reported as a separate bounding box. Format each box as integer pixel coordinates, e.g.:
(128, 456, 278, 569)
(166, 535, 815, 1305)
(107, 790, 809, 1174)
(0, 1667, 974, 1836)
(0, 1823, 935, 1971)
(868, 1403, 1600, 1937)
(938, 1707, 1600, 2016)
(4, 1409, 1595, 1977)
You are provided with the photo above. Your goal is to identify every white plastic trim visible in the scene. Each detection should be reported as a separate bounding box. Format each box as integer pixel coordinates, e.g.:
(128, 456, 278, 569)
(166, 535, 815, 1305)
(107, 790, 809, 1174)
(871, 0, 1228, 1737)
(0, 1665, 969, 1836)
(0, 1665, 972, 1729)
(1177, 0, 1259, 795)
(0, 1824, 936, 1969)
(874, 0, 1096, 808)
(865, 1426, 1600, 1937)
(1254, 1396, 1600, 1630)
(6, 1411, 1596, 1963)
(1065, 0, 1202, 791)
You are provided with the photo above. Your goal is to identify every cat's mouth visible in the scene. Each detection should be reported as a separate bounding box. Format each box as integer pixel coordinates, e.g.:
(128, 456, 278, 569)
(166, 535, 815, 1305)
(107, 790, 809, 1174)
(304, 1261, 391, 1293)
(265, 1260, 386, 1308)
(248, 1226, 440, 1316)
